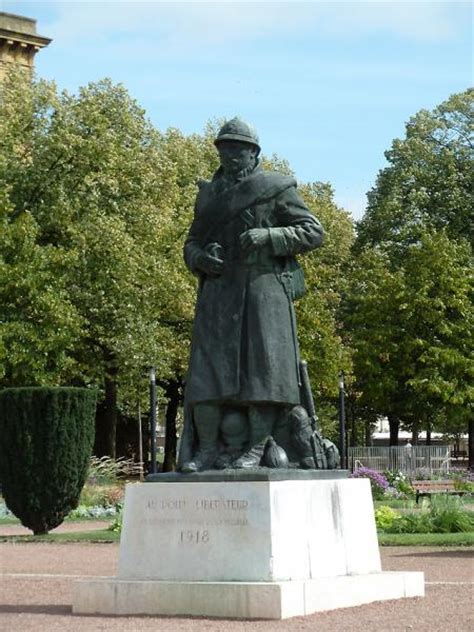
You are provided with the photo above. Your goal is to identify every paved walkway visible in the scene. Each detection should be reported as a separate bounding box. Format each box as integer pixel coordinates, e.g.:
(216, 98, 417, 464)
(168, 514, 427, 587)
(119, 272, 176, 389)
(0, 539, 473, 631)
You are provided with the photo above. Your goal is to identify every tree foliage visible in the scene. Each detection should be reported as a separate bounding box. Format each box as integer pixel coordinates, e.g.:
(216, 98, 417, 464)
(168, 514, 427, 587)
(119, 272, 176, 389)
(295, 183, 354, 438)
(0, 76, 82, 386)
(1, 70, 352, 457)
(346, 89, 473, 444)
(357, 88, 473, 256)
(4, 72, 471, 455)
(0, 71, 194, 455)
(345, 232, 473, 438)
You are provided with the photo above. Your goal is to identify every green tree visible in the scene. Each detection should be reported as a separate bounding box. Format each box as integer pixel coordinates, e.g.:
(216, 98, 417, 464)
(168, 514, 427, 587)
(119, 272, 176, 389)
(1, 70, 355, 461)
(296, 183, 355, 439)
(348, 89, 473, 447)
(0, 73, 83, 387)
(0, 71, 190, 457)
(357, 88, 473, 256)
(399, 232, 473, 439)
(345, 231, 473, 444)
(343, 248, 407, 443)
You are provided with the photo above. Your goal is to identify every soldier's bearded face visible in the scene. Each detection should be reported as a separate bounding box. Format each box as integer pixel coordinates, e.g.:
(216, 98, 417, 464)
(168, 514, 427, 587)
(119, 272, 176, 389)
(217, 141, 257, 175)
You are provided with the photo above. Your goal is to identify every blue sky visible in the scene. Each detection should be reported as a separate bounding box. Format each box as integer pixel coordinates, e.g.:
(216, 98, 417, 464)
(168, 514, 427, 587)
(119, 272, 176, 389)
(2, 1, 472, 218)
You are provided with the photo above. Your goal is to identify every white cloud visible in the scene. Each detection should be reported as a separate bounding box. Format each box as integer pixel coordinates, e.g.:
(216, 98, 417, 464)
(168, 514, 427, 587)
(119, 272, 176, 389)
(40, 1, 469, 55)
(315, 1, 467, 41)
(43, 2, 310, 51)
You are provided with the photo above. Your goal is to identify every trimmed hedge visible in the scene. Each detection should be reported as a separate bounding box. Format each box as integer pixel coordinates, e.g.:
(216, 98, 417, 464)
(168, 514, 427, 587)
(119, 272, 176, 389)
(0, 387, 96, 534)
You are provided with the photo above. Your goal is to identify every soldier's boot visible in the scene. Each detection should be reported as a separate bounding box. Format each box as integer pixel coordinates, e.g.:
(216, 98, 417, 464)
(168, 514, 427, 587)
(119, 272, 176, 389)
(232, 405, 275, 469)
(180, 403, 221, 473)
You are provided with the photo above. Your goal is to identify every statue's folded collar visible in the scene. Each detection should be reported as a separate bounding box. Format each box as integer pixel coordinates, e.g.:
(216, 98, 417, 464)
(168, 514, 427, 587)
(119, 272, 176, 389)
(194, 166, 296, 244)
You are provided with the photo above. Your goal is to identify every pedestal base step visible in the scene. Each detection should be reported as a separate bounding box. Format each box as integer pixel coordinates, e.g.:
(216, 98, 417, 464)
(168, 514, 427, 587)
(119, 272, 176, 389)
(73, 571, 424, 620)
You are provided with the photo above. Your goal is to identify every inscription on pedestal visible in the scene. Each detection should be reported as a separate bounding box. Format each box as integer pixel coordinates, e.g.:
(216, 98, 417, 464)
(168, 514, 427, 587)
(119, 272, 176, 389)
(179, 529, 209, 544)
(141, 495, 250, 542)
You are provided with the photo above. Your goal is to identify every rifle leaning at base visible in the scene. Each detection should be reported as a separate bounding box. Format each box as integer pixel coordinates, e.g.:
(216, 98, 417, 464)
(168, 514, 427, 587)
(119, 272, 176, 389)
(299, 360, 328, 470)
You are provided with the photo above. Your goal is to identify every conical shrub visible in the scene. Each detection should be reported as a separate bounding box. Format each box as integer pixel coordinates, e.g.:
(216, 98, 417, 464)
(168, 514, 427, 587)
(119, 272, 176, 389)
(0, 387, 96, 534)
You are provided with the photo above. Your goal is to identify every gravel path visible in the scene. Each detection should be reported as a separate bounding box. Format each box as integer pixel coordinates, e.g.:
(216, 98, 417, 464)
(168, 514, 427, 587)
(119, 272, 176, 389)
(1, 541, 473, 631)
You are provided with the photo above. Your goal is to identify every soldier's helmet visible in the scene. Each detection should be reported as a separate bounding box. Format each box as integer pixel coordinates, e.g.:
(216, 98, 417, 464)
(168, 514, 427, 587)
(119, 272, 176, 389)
(214, 117, 261, 154)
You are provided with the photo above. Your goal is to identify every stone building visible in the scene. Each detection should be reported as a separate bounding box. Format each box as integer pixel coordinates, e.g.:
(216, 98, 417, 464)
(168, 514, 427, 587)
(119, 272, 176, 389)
(0, 12, 51, 81)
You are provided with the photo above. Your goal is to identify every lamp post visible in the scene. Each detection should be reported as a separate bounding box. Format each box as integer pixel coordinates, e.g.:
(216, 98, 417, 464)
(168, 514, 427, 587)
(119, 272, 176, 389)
(137, 397, 144, 481)
(338, 371, 346, 469)
(149, 367, 157, 474)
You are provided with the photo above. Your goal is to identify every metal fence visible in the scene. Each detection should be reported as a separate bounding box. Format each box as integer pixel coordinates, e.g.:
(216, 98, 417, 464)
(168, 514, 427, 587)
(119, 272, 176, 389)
(347, 445, 452, 476)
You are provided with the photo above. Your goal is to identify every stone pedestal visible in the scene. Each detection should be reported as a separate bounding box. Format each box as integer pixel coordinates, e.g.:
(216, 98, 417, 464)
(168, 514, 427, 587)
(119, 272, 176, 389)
(73, 473, 424, 619)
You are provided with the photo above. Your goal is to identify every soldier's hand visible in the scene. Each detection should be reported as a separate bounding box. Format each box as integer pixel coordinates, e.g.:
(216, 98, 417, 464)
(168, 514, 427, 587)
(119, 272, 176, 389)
(240, 228, 270, 253)
(198, 252, 224, 277)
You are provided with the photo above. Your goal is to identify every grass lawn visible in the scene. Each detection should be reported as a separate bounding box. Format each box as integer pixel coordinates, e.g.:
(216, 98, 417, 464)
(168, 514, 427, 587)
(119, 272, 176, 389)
(1, 491, 473, 546)
(0, 528, 120, 543)
(0, 516, 20, 525)
(0, 524, 472, 546)
(0, 514, 115, 525)
(374, 499, 416, 509)
(378, 531, 474, 546)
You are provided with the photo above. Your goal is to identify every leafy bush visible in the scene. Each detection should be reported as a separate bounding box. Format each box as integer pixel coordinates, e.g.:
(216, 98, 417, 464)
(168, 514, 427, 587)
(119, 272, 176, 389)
(79, 483, 124, 508)
(108, 510, 123, 533)
(384, 470, 415, 498)
(78, 456, 130, 511)
(350, 467, 389, 500)
(429, 495, 474, 533)
(390, 511, 434, 534)
(69, 503, 122, 520)
(453, 477, 474, 493)
(375, 505, 401, 530)
(378, 496, 474, 534)
(0, 387, 96, 534)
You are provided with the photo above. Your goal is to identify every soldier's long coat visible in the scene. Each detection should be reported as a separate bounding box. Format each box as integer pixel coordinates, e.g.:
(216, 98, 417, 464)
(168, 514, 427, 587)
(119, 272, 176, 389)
(183, 164, 324, 408)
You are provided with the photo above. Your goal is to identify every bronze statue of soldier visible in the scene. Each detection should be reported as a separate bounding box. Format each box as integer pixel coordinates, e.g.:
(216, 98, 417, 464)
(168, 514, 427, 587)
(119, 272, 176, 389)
(178, 118, 337, 472)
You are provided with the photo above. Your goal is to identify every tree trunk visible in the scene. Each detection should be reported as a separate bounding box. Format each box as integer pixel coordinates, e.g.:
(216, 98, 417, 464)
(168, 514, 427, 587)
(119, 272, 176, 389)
(348, 399, 356, 447)
(412, 421, 419, 445)
(94, 352, 118, 459)
(468, 417, 474, 471)
(162, 379, 182, 472)
(365, 420, 372, 446)
(388, 414, 400, 446)
(102, 371, 118, 459)
(426, 421, 432, 446)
